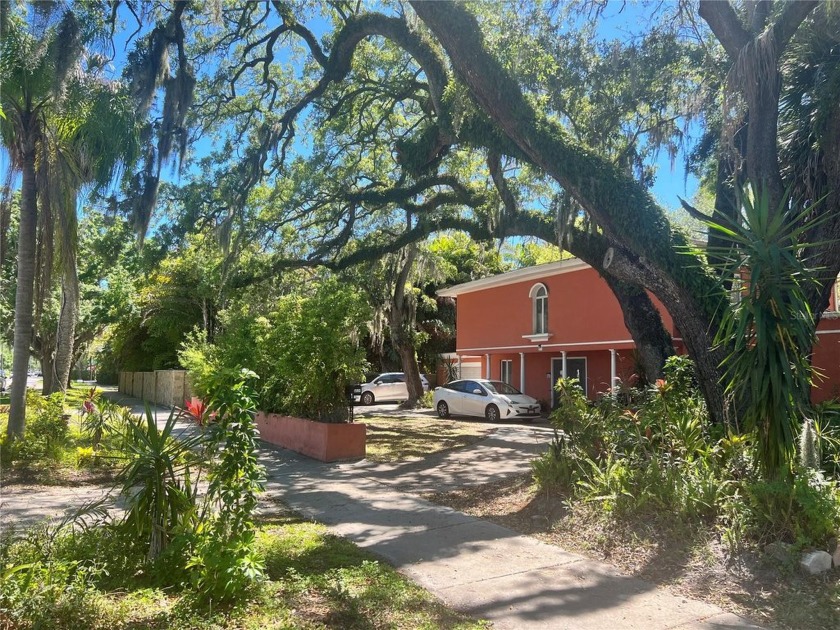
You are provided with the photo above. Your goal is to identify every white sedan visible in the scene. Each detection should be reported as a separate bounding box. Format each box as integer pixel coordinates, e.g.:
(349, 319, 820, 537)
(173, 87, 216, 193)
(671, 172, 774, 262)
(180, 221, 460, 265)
(358, 372, 430, 405)
(433, 379, 542, 422)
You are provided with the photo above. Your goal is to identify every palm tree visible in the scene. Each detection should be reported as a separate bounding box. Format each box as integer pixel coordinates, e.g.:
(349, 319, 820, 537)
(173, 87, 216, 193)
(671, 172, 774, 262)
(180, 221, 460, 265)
(0, 7, 84, 436)
(43, 75, 139, 394)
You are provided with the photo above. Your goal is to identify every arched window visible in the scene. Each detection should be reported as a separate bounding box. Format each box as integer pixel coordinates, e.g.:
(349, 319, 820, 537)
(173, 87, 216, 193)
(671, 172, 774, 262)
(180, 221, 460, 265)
(529, 283, 548, 334)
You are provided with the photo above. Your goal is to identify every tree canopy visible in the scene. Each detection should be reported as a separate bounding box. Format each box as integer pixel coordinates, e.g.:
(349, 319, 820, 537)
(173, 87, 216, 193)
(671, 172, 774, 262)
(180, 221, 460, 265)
(3, 1, 839, 470)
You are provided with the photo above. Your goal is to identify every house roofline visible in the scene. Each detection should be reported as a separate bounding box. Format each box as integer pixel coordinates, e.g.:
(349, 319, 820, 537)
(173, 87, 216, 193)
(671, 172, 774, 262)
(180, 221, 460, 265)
(437, 257, 589, 298)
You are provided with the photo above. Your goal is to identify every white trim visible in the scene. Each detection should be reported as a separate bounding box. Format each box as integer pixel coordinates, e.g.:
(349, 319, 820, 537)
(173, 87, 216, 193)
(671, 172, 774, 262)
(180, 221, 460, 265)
(522, 333, 553, 343)
(457, 338, 636, 353)
(816, 329, 840, 335)
(528, 282, 548, 298)
(437, 258, 589, 297)
(531, 283, 549, 335)
(519, 353, 525, 394)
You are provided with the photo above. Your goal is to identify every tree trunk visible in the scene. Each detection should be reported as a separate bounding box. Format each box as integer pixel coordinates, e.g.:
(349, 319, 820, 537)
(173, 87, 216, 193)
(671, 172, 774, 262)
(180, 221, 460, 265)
(601, 275, 673, 384)
(49, 259, 79, 394)
(389, 244, 425, 406)
(41, 355, 54, 394)
(8, 129, 38, 438)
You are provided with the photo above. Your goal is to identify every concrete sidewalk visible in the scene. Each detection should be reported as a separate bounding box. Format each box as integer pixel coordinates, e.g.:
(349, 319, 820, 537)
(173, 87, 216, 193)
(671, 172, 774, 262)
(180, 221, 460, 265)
(5, 392, 762, 629)
(261, 447, 762, 630)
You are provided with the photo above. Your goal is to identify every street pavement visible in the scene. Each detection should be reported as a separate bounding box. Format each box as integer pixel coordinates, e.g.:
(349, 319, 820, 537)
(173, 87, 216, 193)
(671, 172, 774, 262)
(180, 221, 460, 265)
(0, 392, 763, 629)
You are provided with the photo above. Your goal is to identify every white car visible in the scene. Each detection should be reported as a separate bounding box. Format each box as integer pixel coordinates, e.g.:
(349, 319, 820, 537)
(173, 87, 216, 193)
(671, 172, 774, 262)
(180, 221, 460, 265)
(433, 379, 542, 422)
(358, 372, 430, 405)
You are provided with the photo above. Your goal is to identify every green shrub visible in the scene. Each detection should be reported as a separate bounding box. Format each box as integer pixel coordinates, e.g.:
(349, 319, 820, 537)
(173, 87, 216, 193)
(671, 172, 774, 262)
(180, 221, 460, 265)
(0, 555, 104, 629)
(76, 446, 96, 468)
(6, 391, 70, 462)
(539, 362, 732, 522)
(181, 279, 370, 422)
(724, 472, 840, 548)
(80, 389, 122, 449)
(812, 400, 840, 477)
(419, 390, 434, 408)
(188, 369, 265, 602)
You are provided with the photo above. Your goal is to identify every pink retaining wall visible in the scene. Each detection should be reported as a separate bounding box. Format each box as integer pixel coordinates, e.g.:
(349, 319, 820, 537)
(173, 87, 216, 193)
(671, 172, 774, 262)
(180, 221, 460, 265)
(255, 412, 366, 462)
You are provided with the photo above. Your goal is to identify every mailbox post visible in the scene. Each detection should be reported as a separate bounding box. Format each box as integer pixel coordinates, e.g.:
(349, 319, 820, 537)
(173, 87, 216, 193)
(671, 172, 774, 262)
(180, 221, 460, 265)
(345, 384, 362, 422)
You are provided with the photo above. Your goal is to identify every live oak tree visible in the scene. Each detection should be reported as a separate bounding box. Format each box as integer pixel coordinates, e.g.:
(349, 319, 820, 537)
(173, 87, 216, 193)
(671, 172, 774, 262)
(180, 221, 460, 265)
(101, 1, 839, 439)
(174, 1, 705, 412)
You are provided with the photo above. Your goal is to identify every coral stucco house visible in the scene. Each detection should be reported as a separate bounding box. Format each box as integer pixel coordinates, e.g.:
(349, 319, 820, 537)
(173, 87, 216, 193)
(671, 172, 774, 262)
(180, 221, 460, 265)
(437, 258, 840, 406)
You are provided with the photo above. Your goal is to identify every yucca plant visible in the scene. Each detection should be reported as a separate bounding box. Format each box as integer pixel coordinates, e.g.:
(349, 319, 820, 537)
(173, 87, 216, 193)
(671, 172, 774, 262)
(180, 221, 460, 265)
(80, 391, 121, 449)
(117, 405, 203, 561)
(709, 184, 823, 479)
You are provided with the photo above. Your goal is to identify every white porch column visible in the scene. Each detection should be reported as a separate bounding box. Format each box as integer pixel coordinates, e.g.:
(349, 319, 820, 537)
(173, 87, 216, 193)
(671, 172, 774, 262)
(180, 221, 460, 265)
(519, 352, 525, 393)
(457, 355, 462, 379)
(561, 351, 567, 379)
(610, 349, 617, 392)
(485, 354, 491, 379)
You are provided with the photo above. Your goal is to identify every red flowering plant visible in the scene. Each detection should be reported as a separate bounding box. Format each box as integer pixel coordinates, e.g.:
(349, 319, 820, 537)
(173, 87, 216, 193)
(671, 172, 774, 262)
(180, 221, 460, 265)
(183, 398, 212, 426)
(80, 387, 113, 449)
(80, 387, 99, 415)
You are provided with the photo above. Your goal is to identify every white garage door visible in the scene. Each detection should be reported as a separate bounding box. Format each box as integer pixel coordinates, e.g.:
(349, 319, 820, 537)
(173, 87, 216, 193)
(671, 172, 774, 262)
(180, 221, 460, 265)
(459, 361, 482, 379)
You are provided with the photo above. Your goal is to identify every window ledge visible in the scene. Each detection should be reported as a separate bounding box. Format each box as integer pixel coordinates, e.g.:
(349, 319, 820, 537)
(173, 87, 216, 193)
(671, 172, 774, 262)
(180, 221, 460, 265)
(522, 333, 553, 343)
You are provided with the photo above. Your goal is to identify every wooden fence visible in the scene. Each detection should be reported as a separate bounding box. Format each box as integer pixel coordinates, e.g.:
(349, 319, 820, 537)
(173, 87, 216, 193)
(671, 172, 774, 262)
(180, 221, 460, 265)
(117, 370, 193, 408)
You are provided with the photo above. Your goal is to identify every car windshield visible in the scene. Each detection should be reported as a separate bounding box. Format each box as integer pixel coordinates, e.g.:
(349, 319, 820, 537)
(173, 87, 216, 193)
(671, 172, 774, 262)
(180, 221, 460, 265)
(483, 381, 522, 395)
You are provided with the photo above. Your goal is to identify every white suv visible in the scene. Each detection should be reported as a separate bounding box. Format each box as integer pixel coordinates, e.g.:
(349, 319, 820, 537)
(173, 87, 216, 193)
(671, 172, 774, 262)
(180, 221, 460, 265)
(358, 372, 430, 405)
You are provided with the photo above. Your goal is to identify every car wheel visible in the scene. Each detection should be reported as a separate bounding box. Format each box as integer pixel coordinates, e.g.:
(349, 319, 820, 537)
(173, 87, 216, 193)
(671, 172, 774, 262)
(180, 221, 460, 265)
(437, 401, 450, 418)
(485, 404, 500, 422)
(361, 391, 375, 406)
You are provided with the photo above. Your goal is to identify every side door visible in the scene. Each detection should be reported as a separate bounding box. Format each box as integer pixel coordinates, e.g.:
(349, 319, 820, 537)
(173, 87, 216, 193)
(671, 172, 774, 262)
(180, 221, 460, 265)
(369, 375, 391, 401)
(391, 373, 408, 400)
(376, 374, 400, 401)
(461, 380, 489, 416)
(443, 381, 466, 414)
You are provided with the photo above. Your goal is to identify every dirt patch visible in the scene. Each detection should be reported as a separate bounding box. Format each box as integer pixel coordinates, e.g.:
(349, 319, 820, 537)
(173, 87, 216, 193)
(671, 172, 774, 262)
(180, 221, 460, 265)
(364, 416, 494, 463)
(426, 473, 840, 630)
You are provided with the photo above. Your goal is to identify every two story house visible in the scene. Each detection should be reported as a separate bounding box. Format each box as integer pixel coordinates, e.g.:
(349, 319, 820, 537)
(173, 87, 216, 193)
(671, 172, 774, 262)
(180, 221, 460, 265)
(437, 258, 840, 405)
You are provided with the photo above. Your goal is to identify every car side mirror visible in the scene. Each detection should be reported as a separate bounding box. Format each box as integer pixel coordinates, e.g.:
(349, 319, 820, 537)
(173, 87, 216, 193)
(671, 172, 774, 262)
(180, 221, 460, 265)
(472, 388, 483, 395)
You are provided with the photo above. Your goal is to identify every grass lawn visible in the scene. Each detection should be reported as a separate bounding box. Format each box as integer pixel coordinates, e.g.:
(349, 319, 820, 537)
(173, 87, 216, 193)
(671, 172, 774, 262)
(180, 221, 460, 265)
(363, 415, 494, 463)
(1, 510, 488, 630)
